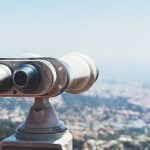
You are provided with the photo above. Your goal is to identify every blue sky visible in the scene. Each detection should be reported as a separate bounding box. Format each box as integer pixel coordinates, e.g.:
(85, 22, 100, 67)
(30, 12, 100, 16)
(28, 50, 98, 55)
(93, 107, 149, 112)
(0, 0, 150, 82)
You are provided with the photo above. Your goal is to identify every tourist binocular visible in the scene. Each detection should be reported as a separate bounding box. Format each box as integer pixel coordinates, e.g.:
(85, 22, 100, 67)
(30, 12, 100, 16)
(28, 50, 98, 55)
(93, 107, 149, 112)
(0, 52, 99, 97)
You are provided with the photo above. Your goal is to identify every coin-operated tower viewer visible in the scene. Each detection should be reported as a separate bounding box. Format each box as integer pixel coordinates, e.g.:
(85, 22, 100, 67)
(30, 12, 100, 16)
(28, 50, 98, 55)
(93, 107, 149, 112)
(0, 52, 99, 150)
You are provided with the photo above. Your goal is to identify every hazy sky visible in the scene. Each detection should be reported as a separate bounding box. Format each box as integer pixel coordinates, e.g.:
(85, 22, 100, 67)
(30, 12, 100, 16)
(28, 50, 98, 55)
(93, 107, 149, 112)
(0, 0, 150, 82)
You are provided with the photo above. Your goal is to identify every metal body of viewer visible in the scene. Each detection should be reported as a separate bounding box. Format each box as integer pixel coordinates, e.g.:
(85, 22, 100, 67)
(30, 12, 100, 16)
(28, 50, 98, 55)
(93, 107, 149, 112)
(0, 52, 99, 150)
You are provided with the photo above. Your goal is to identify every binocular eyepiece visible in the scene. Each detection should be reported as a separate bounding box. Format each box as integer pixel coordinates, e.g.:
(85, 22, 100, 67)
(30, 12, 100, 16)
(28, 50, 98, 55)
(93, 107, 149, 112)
(13, 64, 41, 92)
(0, 64, 12, 92)
(0, 52, 99, 97)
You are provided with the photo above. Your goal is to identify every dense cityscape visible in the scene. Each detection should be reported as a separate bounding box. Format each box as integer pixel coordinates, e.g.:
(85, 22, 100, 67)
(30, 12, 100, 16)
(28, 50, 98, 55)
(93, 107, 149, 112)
(0, 80, 150, 149)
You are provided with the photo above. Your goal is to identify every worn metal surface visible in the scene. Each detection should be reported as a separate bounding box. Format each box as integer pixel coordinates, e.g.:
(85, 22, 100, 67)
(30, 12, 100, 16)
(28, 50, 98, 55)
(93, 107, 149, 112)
(0, 98, 73, 150)
(61, 52, 99, 94)
(0, 64, 12, 92)
(16, 98, 66, 141)
(0, 131, 72, 150)
(2, 147, 59, 150)
(0, 59, 57, 97)
(0, 53, 99, 97)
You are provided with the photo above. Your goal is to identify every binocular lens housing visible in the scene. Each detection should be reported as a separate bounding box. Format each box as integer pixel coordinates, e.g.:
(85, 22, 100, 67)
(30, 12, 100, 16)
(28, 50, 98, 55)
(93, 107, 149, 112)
(0, 52, 99, 97)
(61, 53, 99, 94)
(13, 64, 41, 92)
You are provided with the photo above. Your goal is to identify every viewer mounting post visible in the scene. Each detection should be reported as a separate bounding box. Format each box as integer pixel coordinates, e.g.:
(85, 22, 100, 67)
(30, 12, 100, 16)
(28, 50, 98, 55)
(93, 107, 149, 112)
(0, 52, 99, 150)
